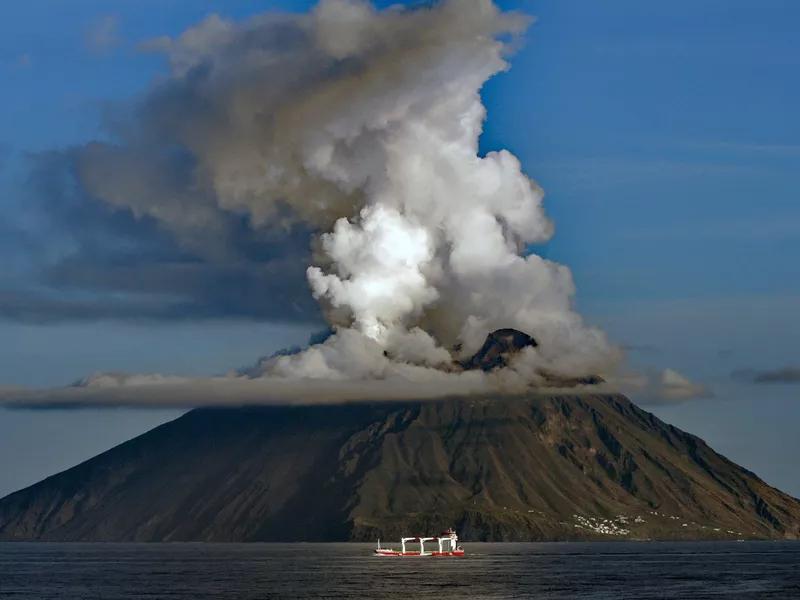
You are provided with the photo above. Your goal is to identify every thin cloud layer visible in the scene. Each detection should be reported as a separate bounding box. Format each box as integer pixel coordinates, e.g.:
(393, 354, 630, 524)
(619, 368, 714, 406)
(0, 368, 632, 410)
(0, 373, 491, 409)
(0, 362, 706, 410)
(733, 367, 800, 384)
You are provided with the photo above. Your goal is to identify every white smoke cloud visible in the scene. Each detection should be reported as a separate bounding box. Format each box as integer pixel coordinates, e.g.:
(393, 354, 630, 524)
(615, 368, 714, 405)
(307, 205, 440, 345)
(4, 0, 627, 408)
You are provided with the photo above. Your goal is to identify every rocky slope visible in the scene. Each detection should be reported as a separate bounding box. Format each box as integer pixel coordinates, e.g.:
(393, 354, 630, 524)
(1, 394, 799, 542)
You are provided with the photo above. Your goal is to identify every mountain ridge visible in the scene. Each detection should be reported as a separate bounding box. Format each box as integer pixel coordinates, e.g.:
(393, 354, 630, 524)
(1, 393, 799, 542)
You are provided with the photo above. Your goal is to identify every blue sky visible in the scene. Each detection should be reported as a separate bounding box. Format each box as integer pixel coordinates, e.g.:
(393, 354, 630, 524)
(0, 0, 798, 498)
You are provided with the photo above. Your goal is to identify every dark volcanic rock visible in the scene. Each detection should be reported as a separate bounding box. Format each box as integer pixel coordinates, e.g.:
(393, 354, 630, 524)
(1, 394, 799, 542)
(462, 329, 603, 387)
(463, 328, 538, 371)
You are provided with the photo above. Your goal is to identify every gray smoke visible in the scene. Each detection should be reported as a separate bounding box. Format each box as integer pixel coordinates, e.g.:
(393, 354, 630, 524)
(3, 0, 631, 407)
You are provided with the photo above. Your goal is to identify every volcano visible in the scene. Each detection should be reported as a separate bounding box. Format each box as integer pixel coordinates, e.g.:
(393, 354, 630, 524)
(461, 328, 605, 387)
(462, 328, 538, 371)
(1, 393, 798, 542)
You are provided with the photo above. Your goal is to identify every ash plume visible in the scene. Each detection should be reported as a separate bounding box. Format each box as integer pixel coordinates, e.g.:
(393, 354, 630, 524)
(3, 0, 628, 407)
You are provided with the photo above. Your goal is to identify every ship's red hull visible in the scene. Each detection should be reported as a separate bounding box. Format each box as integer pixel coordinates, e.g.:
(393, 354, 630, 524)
(374, 549, 465, 557)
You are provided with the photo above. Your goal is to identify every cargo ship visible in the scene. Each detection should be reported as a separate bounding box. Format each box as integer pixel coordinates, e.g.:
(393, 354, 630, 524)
(374, 528, 464, 557)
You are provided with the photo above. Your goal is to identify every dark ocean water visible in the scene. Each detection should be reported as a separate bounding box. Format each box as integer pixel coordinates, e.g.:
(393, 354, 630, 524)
(1, 541, 799, 599)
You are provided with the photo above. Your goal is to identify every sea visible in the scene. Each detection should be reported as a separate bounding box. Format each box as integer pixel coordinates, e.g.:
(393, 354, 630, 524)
(1, 541, 799, 599)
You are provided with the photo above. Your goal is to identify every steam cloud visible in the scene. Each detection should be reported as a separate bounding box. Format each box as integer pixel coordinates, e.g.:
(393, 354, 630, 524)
(3, 0, 639, 407)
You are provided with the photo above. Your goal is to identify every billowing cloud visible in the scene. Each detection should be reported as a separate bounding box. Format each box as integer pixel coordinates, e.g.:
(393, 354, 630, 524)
(3, 0, 625, 407)
(114, 0, 615, 378)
